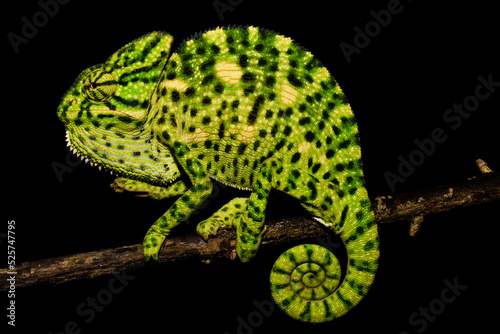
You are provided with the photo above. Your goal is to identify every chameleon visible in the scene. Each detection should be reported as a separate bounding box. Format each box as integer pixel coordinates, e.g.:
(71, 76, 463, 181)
(57, 26, 379, 323)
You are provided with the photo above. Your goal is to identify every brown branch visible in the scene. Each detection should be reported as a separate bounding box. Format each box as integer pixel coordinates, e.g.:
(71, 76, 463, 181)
(1, 161, 499, 290)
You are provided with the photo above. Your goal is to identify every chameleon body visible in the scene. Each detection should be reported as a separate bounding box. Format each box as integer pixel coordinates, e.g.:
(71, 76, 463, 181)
(57, 26, 379, 322)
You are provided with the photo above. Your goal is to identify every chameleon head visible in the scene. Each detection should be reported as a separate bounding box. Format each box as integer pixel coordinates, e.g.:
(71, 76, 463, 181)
(57, 31, 180, 184)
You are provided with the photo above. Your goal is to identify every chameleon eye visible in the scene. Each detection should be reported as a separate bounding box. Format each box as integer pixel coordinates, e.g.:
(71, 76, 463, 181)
(81, 68, 117, 104)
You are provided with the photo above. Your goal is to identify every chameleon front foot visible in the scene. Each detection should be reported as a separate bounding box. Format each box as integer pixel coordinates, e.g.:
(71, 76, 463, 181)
(143, 230, 166, 262)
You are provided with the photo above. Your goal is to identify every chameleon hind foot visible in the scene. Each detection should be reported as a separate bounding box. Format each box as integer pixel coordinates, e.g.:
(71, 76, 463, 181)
(196, 196, 266, 262)
(196, 197, 248, 240)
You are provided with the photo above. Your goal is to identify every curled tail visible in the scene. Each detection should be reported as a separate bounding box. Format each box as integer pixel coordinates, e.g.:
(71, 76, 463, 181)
(270, 206, 379, 322)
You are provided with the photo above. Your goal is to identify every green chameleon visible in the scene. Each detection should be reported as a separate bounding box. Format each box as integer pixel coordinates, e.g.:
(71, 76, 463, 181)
(57, 26, 379, 323)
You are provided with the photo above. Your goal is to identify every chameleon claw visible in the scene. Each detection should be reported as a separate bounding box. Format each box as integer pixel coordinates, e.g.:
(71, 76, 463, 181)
(143, 232, 165, 262)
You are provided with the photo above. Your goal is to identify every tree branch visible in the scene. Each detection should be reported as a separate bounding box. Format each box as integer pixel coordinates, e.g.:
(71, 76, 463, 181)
(1, 161, 499, 290)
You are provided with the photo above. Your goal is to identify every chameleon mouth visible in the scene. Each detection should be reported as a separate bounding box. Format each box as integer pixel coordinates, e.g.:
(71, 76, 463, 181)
(65, 130, 118, 176)
(64, 127, 181, 185)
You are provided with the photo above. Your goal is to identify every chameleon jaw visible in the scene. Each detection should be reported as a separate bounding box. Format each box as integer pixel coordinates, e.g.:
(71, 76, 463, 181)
(64, 129, 181, 186)
(65, 130, 118, 176)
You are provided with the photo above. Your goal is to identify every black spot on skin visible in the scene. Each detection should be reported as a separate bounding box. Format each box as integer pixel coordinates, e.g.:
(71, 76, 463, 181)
(211, 44, 220, 54)
(172, 90, 180, 102)
(182, 65, 193, 77)
(271, 124, 279, 137)
(312, 163, 321, 174)
(185, 87, 196, 97)
(265, 110, 273, 119)
(332, 125, 341, 135)
(265, 76, 276, 87)
(291, 153, 301, 164)
(202, 116, 211, 125)
(326, 149, 335, 159)
(304, 131, 315, 142)
(339, 139, 350, 149)
(336, 163, 345, 171)
(169, 114, 177, 127)
(201, 74, 214, 85)
(231, 100, 240, 110)
(218, 123, 225, 139)
(239, 54, 248, 67)
(214, 83, 224, 94)
(307, 181, 318, 200)
(200, 58, 215, 72)
(242, 72, 254, 82)
(283, 126, 292, 136)
(338, 205, 349, 229)
(238, 143, 247, 155)
(299, 117, 311, 125)
(287, 72, 303, 88)
(275, 139, 286, 151)
(202, 97, 211, 105)
(270, 47, 280, 57)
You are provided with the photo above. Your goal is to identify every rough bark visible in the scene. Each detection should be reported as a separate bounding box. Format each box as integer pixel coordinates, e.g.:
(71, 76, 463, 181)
(1, 164, 498, 290)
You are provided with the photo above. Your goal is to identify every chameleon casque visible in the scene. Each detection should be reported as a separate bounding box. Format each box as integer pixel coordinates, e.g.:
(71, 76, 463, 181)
(57, 26, 379, 323)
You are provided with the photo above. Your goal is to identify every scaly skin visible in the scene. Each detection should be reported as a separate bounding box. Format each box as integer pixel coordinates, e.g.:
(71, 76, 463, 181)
(57, 26, 379, 322)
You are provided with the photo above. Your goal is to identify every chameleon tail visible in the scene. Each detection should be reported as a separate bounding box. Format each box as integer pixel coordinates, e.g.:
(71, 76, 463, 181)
(270, 207, 379, 322)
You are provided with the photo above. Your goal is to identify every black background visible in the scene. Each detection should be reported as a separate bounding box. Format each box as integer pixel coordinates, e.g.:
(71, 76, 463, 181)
(3, 0, 499, 333)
